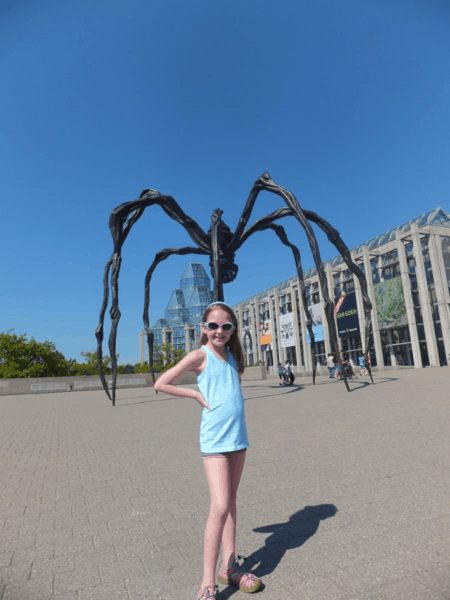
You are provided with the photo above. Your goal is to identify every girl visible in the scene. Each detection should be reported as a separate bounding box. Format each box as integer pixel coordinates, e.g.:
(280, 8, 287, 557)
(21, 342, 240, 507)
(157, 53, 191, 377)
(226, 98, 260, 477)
(154, 301, 262, 600)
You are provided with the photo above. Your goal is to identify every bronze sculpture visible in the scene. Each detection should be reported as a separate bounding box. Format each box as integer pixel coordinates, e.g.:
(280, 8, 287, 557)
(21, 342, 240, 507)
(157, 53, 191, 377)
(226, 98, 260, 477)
(96, 172, 374, 405)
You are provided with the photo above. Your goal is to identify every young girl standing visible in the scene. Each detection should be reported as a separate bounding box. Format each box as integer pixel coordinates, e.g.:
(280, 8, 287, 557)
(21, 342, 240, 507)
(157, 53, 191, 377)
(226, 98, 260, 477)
(154, 301, 262, 599)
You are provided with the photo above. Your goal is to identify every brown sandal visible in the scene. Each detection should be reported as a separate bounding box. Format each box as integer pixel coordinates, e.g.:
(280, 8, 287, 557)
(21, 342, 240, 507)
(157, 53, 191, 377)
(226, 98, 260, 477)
(218, 555, 262, 593)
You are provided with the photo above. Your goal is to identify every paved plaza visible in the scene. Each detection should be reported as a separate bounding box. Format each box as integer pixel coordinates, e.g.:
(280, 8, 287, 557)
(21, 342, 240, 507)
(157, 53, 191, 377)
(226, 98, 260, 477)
(1, 368, 450, 600)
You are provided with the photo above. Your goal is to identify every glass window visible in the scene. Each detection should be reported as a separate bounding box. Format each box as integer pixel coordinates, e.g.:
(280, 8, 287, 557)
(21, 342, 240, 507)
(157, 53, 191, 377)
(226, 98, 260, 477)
(343, 280, 355, 293)
(355, 262, 365, 274)
(434, 322, 443, 339)
(381, 249, 399, 265)
(333, 272, 341, 296)
(305, 286, 311, 307)
(414, 307, 423, 324)
(417, 324, 425, 341)
(382, 263, 401, 281)
(370, 258, 380, 284)
(342, 268, 352, 281)
(440, 237, 450, 295)
(279, 293, 292, 314)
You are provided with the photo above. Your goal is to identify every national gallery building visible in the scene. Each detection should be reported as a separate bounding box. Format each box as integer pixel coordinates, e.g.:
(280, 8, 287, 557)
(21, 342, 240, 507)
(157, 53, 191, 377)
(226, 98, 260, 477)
(142, 207, 450, 371)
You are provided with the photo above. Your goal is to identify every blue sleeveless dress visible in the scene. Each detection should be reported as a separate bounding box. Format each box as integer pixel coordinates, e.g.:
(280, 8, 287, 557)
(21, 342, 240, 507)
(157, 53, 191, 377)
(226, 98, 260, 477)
(197, 345, 249, 454)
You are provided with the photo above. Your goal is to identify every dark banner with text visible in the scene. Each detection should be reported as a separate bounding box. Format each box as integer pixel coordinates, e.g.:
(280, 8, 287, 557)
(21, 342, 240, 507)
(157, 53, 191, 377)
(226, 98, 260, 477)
(335, 292, 360, 337)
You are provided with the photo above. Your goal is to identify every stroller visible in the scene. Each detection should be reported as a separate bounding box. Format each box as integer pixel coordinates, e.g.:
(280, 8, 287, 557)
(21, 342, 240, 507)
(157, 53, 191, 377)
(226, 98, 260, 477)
(336, 360, 355, 380)
(343, 362, 355, 378)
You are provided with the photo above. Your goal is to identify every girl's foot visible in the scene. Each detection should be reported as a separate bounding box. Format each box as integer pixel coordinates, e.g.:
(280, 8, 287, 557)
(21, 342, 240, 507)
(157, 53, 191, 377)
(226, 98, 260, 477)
(218, 555, 262, 593)
(197, 584, 218, 599)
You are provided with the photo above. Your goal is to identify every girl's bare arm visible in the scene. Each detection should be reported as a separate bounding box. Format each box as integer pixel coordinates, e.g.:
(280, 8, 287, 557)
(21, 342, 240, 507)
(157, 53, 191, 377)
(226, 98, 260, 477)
(154, 349, 210, 409)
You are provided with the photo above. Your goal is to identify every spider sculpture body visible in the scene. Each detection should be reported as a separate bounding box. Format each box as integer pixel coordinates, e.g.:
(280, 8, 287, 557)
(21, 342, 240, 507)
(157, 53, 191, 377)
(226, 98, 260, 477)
(96, 172, 373, 405)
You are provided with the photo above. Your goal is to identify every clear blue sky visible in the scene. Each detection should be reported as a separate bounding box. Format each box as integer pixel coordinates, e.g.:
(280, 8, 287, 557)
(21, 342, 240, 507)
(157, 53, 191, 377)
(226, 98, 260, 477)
(1, 0, 450, 365)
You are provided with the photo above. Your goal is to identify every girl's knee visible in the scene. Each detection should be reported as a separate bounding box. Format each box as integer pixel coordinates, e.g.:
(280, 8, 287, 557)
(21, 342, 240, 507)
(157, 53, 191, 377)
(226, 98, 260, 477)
(209, 501, 231, 521)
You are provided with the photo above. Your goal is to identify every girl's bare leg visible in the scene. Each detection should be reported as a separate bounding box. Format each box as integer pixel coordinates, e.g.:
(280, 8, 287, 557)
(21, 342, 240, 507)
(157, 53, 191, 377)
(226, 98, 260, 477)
(200, 456, 231, 591)
(221, 449, 247, 568)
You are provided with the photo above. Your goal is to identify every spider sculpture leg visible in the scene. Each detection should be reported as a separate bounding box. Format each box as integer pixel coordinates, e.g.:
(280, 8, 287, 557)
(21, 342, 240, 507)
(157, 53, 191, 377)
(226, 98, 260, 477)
(301, 211, 374, 385)
(98, 189, 210, 405)
(231, 172, 350, 391)
(95, 258, 114, 401)
(143, 246, 208, 390)
(240, 204, 374, 385)
(234, 221, 317, 379)
(267, 224, 317, 380)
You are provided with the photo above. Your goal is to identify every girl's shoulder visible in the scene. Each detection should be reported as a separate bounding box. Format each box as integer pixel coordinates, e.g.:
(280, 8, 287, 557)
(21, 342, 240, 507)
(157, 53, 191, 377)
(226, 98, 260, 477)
(192, 347, 207, 376)
(154, 348, 206, 389)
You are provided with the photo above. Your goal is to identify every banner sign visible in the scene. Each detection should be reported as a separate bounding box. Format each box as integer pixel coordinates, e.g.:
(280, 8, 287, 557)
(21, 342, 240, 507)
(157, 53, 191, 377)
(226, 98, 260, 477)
(259, 319, 272, 345)
(334, 292, 347, 315)
(306, 325, 324, 344)
(243, 328, 253, 353)
(373, 277, 407, 329)
(279, 313, 296, 348)
(305, 303, 324, 343)
(335, 292, 359, 337)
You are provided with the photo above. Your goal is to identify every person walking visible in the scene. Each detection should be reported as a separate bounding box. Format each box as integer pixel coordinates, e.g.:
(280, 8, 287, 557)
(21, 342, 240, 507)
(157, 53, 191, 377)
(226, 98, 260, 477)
(334, 352, 342, 380)
(358, 353, 368, 376)
(154, 301, 262, 600)
(326, 353, 336, 379)
(285, 360, 293, 385)
(277, 362, 284, 385)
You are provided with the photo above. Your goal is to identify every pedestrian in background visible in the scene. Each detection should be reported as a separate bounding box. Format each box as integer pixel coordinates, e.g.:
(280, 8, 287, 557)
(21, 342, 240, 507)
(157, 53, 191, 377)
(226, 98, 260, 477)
(358, 353, 368, 376)
(285, 360, 293, 385)
(326, 353, 336, 379)
(277, 362, 284, 385)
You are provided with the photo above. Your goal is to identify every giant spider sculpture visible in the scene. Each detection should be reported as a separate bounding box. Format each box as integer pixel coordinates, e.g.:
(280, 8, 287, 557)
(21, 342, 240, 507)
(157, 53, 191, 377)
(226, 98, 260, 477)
(96, 172, 374, 405)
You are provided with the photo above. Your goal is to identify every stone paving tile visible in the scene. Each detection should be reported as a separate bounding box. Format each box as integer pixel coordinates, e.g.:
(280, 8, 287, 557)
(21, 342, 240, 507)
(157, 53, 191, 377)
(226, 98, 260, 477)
(375, 576, 450, 599)
(275, 572, 347, 600)
(74, 545, 117, 570)
(2, 573, 54, 600)
(53, 565, 102, 594)
(410, 558, 450, 597)
(54, 535, 94, 557)
(79, 581, 130, 600)
(0, 551, 13, 570)
(50, 593, 78, 600)
(126, 573, 180, 600)
(30, 553, 76, 579)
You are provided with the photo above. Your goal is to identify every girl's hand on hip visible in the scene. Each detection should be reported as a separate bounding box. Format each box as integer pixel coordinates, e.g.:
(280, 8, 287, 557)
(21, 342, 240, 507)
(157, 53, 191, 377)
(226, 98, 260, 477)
(196, 391, 211, 410)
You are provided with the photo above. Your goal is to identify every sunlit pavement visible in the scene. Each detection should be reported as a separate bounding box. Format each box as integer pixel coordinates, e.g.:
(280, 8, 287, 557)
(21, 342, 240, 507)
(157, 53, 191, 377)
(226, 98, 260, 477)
(1, 367, 450, 600)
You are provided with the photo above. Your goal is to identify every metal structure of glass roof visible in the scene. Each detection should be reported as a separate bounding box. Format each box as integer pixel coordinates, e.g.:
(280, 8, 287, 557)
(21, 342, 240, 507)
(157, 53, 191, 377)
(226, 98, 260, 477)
(151, 262, 213, 330)
(233, 206, 450, 310)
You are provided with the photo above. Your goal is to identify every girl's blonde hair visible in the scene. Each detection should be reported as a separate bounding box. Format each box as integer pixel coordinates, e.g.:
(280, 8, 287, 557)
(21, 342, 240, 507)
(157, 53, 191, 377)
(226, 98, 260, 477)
(198, 302, 245, 373)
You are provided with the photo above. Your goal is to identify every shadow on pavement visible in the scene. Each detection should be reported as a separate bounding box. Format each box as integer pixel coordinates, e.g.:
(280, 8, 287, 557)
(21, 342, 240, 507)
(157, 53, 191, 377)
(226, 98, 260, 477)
(219, 504, 337, 597)
(348, 377, 399, 391)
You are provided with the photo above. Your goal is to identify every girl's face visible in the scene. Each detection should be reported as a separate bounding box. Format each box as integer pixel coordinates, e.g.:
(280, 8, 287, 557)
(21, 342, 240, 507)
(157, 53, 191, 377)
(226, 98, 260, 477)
(201, 307, 235, 348)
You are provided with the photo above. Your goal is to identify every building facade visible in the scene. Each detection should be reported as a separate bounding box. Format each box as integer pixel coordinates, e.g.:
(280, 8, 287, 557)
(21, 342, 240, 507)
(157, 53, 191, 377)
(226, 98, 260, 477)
(140, 262, 213, 362)
(232, 207, 450, 372)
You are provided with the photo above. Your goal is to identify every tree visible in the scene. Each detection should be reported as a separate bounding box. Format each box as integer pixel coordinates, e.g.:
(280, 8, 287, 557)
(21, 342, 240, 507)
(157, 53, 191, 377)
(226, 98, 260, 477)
(374, 278, 406, 329)
(0, 329, 72, 378)
(70, 350, 118, 376)
(136, 343, 186, 374)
